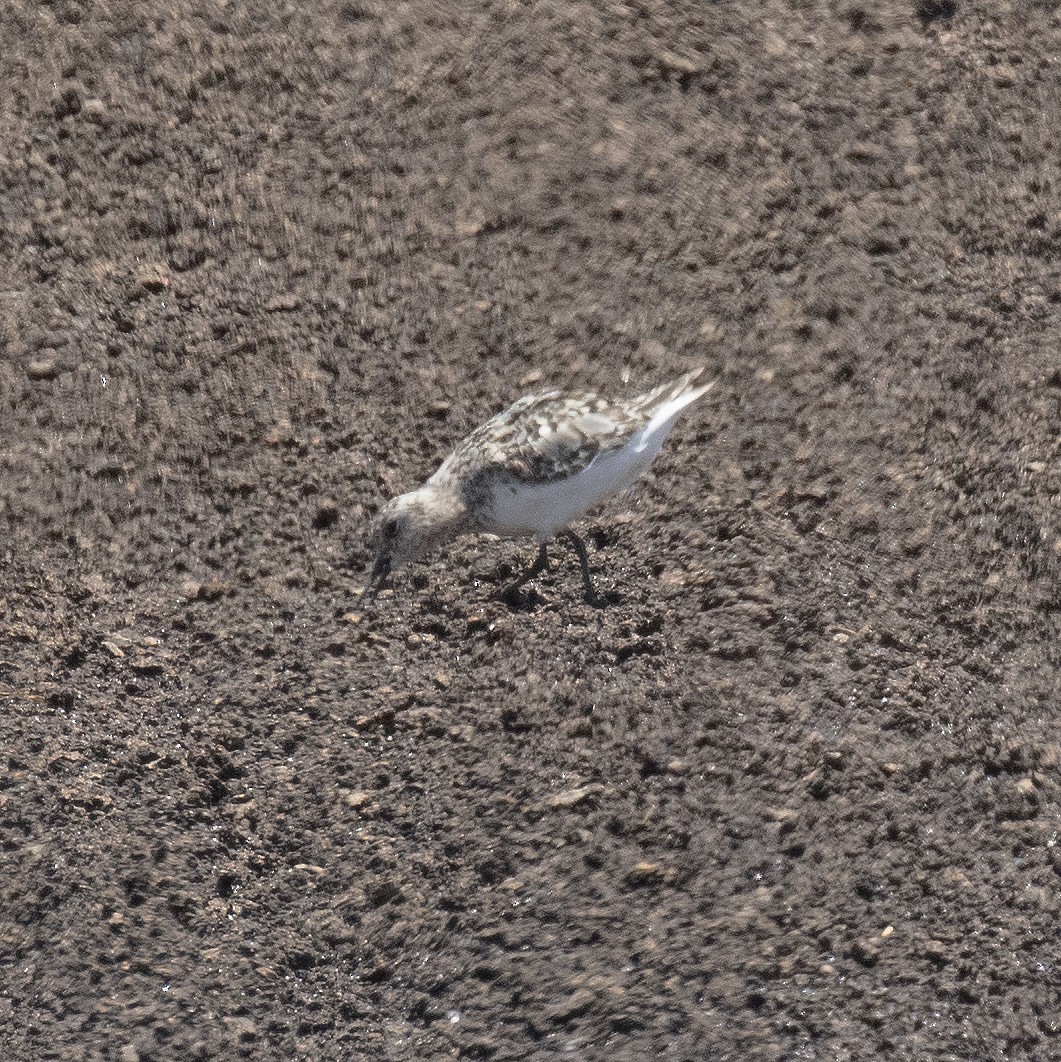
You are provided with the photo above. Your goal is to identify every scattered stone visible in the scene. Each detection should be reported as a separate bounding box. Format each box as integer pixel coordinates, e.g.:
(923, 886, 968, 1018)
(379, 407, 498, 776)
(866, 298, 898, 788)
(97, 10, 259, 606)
(129, 655, 165, 676)
(923, 939, 948, 965)
(547, 784, 603, 809)
(846, 140, 887, 162)
(265, 293, 300, 312)
(626, 861, 663, 884)
(135, 262, 170, 291)
(27, 358, 58, 380)
(764, 807, 799, 823)
(404, 706, 444, 734)
(764, 30, 788, 58)
(851, 503, 879, 532)
(180, 580, 227, 602)
(659, 569, 688, 587)
(851, 937, 880, 966)
(544, 987, 595, 1024)
(47, 750, 84, 771)
(699, 316, 721, 340)
(990, 64, 1016, 88)
(223, 1016, 258, 1041)
(656, 50, 701, 80)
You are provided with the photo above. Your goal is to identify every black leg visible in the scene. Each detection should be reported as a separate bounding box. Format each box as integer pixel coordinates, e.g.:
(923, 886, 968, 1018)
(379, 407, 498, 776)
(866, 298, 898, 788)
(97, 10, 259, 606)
(560, 529, 604, 605)
(501, 541, 550, 599)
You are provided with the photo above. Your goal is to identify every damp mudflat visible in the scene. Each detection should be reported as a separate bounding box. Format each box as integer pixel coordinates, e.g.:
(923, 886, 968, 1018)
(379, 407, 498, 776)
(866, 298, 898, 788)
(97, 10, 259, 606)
(1, 2, 1058, 1059)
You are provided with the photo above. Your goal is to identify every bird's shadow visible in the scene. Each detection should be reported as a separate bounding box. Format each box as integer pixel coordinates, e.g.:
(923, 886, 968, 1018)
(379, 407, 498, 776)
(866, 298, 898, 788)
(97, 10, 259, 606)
(495, 584, 548, 612)
(493, 579, 619, 612)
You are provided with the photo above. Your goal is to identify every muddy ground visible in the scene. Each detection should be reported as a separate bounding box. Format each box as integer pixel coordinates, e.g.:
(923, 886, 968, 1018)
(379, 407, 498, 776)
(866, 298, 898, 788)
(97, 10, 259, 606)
(2, 1, 1059, 1059)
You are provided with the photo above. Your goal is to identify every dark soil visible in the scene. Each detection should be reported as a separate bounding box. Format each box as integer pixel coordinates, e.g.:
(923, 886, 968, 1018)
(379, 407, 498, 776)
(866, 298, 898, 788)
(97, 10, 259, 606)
(2, 2, 1059, 1059)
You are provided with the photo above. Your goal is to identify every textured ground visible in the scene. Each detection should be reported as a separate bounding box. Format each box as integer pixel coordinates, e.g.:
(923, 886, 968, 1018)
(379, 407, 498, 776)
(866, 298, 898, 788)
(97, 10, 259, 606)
(2, 1, 1060, 1059)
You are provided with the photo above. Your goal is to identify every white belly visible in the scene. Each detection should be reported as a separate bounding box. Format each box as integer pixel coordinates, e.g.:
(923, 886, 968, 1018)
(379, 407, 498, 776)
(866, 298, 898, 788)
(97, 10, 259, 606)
(486, 434, 663, 538)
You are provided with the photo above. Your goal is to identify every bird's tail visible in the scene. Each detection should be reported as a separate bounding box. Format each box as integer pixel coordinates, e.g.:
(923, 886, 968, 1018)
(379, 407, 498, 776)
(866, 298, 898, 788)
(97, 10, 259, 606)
(631, 367, 716, 453)
(629, 366, 712, 411)
(633, 366, 715, 417)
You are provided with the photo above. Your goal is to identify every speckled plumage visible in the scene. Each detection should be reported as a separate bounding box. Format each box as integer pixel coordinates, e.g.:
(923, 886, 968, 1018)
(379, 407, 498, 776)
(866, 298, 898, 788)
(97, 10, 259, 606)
(369, 368, 714, 601)
(441, 390, 640, 488)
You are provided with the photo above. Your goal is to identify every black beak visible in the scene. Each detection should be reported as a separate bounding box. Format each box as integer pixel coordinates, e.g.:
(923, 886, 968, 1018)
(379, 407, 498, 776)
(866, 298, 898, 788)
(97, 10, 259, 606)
(367, 553, 392, 593)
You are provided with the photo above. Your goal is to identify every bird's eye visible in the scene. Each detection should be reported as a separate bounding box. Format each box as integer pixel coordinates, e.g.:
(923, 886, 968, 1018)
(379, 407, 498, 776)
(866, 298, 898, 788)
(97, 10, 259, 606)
(382, 518, 399, 541)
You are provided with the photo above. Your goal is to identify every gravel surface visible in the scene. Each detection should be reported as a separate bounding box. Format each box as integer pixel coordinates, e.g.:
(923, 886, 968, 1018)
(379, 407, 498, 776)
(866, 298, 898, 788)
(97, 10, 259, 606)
(2, 2, 1059, 1059)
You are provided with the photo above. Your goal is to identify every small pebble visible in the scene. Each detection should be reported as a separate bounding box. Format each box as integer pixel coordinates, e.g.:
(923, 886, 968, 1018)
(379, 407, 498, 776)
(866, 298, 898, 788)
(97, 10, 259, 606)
(27, 358, 58, 380)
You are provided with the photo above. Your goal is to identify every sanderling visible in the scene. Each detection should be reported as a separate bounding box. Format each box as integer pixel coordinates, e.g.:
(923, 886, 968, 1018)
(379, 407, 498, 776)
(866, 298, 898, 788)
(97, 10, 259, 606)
(369, 367, 715, 603)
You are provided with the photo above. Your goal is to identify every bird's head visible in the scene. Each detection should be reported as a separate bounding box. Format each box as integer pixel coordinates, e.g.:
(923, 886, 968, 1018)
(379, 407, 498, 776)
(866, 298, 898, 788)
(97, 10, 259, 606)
(368, 486, 461, 591)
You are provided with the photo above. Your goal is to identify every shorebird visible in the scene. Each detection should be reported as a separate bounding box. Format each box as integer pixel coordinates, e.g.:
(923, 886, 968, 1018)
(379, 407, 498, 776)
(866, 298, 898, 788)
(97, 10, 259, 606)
(369, 368, 714, 603)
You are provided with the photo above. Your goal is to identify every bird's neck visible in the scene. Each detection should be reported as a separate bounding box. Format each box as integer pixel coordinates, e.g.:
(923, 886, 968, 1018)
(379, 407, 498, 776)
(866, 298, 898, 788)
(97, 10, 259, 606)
(416, 482, 469, 544)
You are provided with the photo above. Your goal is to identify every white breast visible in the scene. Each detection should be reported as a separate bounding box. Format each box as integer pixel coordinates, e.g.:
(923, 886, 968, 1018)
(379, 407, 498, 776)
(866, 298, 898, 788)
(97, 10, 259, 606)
(485, 428, 667, 538)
